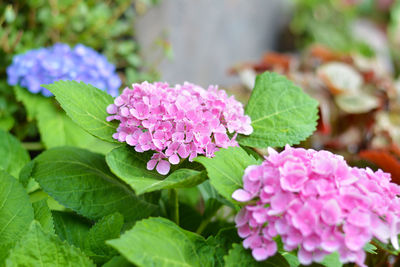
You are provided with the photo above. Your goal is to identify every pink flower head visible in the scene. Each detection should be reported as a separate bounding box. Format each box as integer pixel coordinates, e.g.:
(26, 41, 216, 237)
(107, 81, 253, 175)
(232, 145, 400, 267)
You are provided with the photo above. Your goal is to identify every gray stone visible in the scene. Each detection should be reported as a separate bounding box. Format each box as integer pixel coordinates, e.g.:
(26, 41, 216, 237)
(136, 0, 292, 87)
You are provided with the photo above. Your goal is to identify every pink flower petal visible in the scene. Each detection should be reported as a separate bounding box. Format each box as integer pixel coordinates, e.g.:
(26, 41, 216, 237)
(146, 159, 157, 171)
(298, 248, 313, 265)
(321, 199, 341, 225)
(252, 247, 268, 261)
(232, 189, 252, 202)
(169, 154, 180, 165)
(156, 160, 170, 175)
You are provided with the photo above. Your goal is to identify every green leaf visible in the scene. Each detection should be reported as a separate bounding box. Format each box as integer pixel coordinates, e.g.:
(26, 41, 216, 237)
(19, 161, 35, 188)
(32, 199, 55, 234)
(206, 227, 241, 266)
(107, 217, 214, 267)
(53, 211, 91, 250)
(198, 180, 234, 208)
(238, 72, 319, 148)
(15, 85, 115, 154)
(31, 147, 157, 222)
(320, 252, 342, 267)
(103, 256, 133, 267)
(0, 170, 34, 263)
(281, 253, 299, 267)
(14, 85, 49, 120)
(106, 146, 207, 194)
(224, 243, 290, 267)
(195, 147, 259, 202)
(43, 81, 119, 143)
(0, 129, 30, 178)
(36, 101, 116, 154)
(5, 221, 95, 267)
(84, 213, 124, 264)
(0, 115, 14, 131)
(373, 238, 400, 255)
(363, 243, 377, 254)
(276, 237, 300, 267)
(19, 161, 40, 194)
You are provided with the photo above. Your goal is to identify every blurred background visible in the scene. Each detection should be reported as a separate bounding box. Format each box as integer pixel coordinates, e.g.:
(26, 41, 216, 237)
(2, 0, 400, 187)
(2, 1, 400, 264)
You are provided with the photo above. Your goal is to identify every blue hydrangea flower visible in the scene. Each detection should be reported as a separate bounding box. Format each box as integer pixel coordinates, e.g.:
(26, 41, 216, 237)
(7, 43, 121, 97)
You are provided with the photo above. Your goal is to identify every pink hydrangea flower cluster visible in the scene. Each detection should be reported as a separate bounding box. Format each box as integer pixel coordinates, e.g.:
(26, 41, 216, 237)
(107, 81, 253, 175)
(232, 146, 400, 267)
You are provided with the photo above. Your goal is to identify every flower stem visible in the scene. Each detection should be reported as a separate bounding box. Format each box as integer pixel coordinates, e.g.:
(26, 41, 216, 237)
(196, 217, 211, 235)
(169, 189, 179, 225)
(22, 142, 44, 151)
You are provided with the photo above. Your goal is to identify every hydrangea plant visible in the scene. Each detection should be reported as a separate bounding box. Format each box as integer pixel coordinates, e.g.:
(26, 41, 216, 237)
(233, 146, 400, 266)
(6, 44, 120, 152)
(106, 81, 252, 174)
(1, 71, 399, 266)
(7, 43, 121, 97)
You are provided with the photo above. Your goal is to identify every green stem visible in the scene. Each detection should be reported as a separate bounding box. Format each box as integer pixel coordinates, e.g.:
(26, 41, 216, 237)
(196, 217, 211, 235)
(22, 142, 44, 151)
(169, 189, 179, 225)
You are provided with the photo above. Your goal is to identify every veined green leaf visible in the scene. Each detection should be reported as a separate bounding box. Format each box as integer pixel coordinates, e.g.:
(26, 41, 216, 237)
(107, 217, 214, 267)
(32, 199, 54, 234)
(5, 221, 94, 267)
(31, 147, 157, 222)
(0, 129, 30, 178)
(15, 85, 116, 154)
(84, 213, 124, 264)
(206, 227, 241, 266)
(106, 146, 207, 194)
(43, 81, 119, 143)
(224, 243, 290, 267)
(238, 72, 319, 148)
(52, 211, 91, 250)
(103, 256, 133, 267)
(0, 170, 34, 264)
(195, 146, 259, 203)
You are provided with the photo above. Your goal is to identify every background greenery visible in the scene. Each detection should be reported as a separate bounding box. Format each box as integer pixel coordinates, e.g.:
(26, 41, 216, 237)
(0, 0, 160, 140)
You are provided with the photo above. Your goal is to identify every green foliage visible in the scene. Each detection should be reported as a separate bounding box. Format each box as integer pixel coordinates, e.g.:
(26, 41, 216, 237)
(14, 86, 115, 154)
(5, 221, 94, 267)
(0, 129, 30, 177)
(31, 146, 157, 222)
(0, 0, 158, 86)
(103, 256, 133, 267)
(0, 170, 34, 263)
(13, 85, 48, 120)
(107, 217, 214, 267)
(0, 82, 17, 132)
(364, 243, 378, 254)
(206, 227, 241, 266)
(52, 211, 91, 250)
(224, 243, 290, 267)
(320, 252, 342, 267)
(106, 146, 207, 194)
(44, 81, 119, 143)
(53, 211, 124, 264)
(238, 72, 319, 148)
(290, 0, 373, 56)
(195, 146, 260, 203)
(32, 199, 54, 234)
(18, 160, 34, 188)
(1, 1, 159, 140)
(84, 213, 124, 264)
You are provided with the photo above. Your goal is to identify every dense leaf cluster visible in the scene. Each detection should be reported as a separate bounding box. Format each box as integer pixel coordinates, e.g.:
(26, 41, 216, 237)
(2, 72, 395, 266)
(0, 0, 159, 138)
